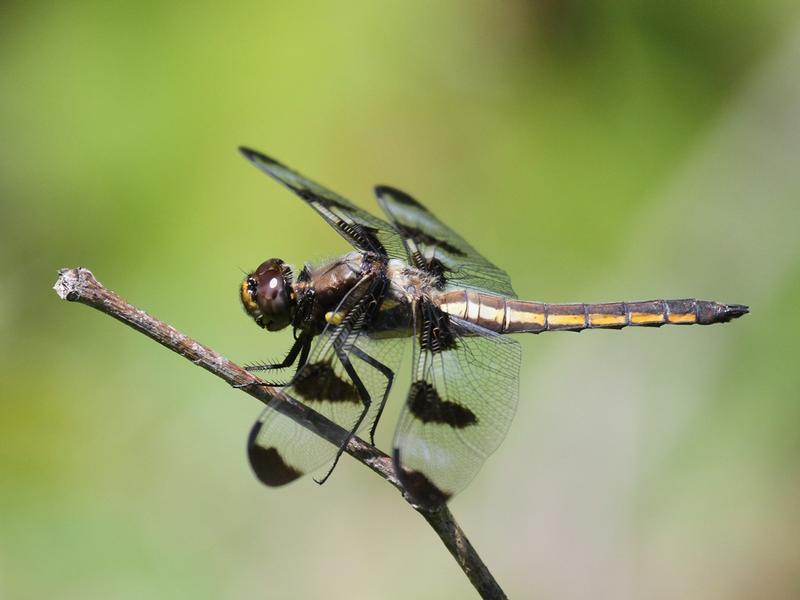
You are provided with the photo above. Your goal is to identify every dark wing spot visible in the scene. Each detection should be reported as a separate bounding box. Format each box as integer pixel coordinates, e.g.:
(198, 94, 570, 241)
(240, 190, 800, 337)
(419, 305, 458, 353)
(395, 224, 466, 257)
(247, 421, 302, 486)
(393, 448, 451, 510)
(407, 381, 477, 428)
(292, 361, 359, 403)
(375, 185, 430, 212)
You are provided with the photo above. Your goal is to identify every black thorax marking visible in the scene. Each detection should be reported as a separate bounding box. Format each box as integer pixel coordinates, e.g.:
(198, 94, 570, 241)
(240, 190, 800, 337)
(419, 302, 458, 353)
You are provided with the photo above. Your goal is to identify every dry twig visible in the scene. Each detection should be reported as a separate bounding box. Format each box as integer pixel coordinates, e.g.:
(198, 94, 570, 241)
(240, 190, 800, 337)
(54, 267, 507, 600)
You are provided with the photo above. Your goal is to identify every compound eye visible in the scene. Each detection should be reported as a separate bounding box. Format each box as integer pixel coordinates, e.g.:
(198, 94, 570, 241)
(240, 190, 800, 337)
(257, 273, 284, 304)
(241, 258, 295, 331)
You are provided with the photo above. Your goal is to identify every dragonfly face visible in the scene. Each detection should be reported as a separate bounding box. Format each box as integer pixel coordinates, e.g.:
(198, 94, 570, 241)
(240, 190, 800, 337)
(237, 146, 748, 510)
(240, 258, 295, 332)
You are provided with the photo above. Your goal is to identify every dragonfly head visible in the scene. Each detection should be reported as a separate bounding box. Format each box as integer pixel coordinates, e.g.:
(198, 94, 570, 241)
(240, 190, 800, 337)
(240, 258, 295, 331)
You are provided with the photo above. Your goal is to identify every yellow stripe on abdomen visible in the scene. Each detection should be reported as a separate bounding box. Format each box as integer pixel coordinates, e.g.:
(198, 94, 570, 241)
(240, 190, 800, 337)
(505, 305, 546, 330)
(667, 312, 696, 324)
(547, 313, 586, 328)
(588, 313, 627, 327)
(629, 312, 664, 325)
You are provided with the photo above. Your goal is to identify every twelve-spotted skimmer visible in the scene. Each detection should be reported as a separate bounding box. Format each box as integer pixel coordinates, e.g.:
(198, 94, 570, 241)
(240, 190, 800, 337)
(238, 147, 748, 509)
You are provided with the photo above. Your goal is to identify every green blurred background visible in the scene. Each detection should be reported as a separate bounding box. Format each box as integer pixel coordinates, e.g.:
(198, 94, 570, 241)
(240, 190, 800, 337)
(2, 2, 799, 598)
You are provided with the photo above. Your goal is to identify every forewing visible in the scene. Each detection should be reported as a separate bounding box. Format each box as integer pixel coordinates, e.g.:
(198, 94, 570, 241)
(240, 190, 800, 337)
(248, 278, 409, 486)
(392, 305, 521, 508)
(240, 147, 407, 260)
(375, 186, 516, 297)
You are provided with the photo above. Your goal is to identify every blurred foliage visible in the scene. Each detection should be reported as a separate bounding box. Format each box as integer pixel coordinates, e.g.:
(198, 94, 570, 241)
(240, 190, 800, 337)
(1, 1, 799, 599)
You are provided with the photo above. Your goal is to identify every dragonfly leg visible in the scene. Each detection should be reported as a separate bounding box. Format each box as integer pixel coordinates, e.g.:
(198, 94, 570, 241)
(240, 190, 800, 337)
(314, 341, 373, 486)
(349, 344, 394, 446)
(314, 273, 389, 485)
(244, 334, 311, 372)
(236, 336, 312, 389)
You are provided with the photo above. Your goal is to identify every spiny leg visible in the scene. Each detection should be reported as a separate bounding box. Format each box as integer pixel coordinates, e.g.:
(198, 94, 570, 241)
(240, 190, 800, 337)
(237, 335, 312, 389)
(245, 334, 309, 372)
(313, 341, 373, 486)
(349, 344, 394, 446)
(294, 337, 312, 374)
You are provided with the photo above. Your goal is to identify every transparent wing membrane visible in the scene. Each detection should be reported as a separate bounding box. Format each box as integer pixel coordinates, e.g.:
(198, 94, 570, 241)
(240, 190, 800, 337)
(375, 185, 516, 297)
(240, 147, 408, 261)
(393, 309, 521, 508)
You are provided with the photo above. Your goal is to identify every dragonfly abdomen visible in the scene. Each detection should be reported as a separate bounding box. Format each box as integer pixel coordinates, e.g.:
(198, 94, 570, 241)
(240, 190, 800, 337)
(437, 291, 748, 334)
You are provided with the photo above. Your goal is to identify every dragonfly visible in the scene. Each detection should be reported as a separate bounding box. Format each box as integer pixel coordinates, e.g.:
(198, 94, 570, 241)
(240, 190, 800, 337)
(237, 147, 748, 509)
